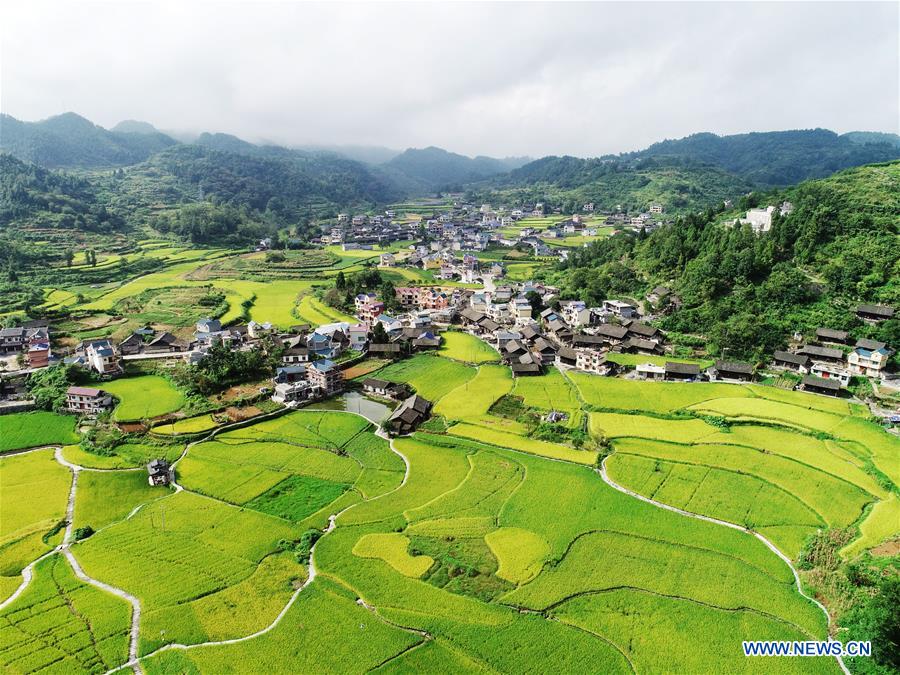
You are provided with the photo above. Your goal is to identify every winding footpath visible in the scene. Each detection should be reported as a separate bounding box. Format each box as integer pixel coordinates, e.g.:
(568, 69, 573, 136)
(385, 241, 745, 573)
(99, 417, 413, 674)
(598, 456, 850, 675)
(3, 404, 851, 675)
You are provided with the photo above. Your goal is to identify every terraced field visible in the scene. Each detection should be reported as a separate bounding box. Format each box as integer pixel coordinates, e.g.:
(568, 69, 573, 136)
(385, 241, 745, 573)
(0, 361, 894, 674)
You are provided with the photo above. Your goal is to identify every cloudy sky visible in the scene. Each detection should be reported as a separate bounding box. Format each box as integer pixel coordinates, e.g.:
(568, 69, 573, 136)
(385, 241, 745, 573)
(2, 1, 897, 157)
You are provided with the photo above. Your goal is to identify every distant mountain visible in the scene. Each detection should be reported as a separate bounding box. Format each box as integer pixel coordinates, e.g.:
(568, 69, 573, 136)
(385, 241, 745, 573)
(624, 129, 900, 186)
(842, 131, 900, 148)
(294, 143, 401, 165)
(0, 113, 177, 169)
(386, 146, 530, 191)
(111, 119, 160, 135)
(136, 144, 403, 213)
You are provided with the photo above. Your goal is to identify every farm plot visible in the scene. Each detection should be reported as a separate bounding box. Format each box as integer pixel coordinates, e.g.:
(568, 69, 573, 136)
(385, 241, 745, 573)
(176, 411, 394, 516)
(295, 294, 356, 326)
(312, 433, 831, 674)
(434, 365, 512, 421)
(448, 424, 596, 465)
(373, 354, 476, 402)
(139, 579, 422, 675)
(74, 491, 300, 653)
(570, 372, 752, 412)
(103, 375, 185, 422)
(607, 437, 875, 556)
(353, 533, 434, 577)
(61, 442, 184, 470)
(553, 590, 838, 674)
(73, 470, 164, 532)
(589, 412, 718, 444)
(0, 449, 71, 585)
(438, 331, 500, 364)
(689, 397, 845, 434)
(0, 411, 79, 453)
(511, 367, 582, 415)
(503, 529, 825, 636)
(0, 554, 131, 674)
(485, 527, 550, 584)
(151, 414, 220, 436)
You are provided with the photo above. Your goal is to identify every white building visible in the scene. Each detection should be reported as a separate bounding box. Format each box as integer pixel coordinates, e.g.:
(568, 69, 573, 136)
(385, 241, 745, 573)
(741, 206, 776, 233)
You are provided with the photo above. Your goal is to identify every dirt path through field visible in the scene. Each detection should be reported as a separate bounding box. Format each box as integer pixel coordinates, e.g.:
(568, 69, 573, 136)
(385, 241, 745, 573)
(598, 457, 849, 675)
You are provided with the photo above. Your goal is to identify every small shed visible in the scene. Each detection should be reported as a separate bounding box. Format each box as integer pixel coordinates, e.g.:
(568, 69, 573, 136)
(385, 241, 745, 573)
(147, 459, 172, 487)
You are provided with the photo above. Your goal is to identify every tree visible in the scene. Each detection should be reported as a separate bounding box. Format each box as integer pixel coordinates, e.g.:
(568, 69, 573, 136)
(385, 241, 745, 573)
(335, 271, 347, 291)
(525, 290, 544, 318)
(64, 250, 75, 267)
(28, 364, 78, 411)
(372, 321, 389, 344)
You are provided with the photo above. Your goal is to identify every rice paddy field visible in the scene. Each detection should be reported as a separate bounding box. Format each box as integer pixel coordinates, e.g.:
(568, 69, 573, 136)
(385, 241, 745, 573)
(438, 331, 500, 364)
(0, 449, 71, 589)
(0, 355, 894, 673)
(0, 411, 79, 453)
(103, 375, 186, 421)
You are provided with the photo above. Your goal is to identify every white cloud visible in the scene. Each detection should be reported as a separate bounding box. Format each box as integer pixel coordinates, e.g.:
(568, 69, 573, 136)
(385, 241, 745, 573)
(2, 1, 897, 157)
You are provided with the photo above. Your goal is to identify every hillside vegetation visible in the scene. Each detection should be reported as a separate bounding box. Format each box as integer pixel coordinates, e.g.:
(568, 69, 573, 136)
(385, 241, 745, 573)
(0, 112, 177, 168)
(552, 161, 900, 360)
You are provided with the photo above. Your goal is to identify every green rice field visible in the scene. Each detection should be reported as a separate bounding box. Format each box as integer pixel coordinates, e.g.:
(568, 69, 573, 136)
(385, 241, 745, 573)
(102, 375, 186, 421)
(0, 412, 79, 453)
(1, 359, 892, 674)
(438, 331, 500, 364)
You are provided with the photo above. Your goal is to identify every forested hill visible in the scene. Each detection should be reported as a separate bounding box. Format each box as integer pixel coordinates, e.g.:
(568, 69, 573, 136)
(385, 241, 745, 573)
(622, 129, 900, 185)
(553, 160, 900, 360)
(0, 113, 177, 169)
(386, 146, 530, 191)
(481, 156, 754, 214)
(142, 144, 403, 211)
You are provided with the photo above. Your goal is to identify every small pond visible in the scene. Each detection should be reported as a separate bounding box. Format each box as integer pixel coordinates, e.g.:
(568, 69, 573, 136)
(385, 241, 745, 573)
(308, 391, 394, 424)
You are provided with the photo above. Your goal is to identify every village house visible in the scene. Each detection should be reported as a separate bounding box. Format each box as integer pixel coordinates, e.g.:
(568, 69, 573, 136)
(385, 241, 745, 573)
(709, 360, 755, 382)
(274, 365, 307, 384)
(26, 341, 51, 369)
(272, 380, 311, 405)
(145, 332, 190, 354)
(307, 359, 342, 395)
(361, 378, 409, 399)
(386, 394, 432, 434)
(740, 206, 776, 233)
(576, 348, 612, 375)
(621, 337, 664, 356)
(83, 339, 121, 375)
(281, 336, 310, 364)
(348, 324, 369, 351)
(602, 300, 637, 319)
(0, 327, 28, 354)
(815, 328, 849, 345)
(848, 339, 893, 379)
(636, 363, 666, 380)
(664, 362, 701, 382)
(797, 344, 845, 365)
(855, 304, 895, 323)
(801, 374, 842, 396)
(248, 321, 274, 339)
(65, 386, 113, 415)
(531, 337, 557, 365)
(147, 459, 172, 486)
(379, 253, 396, 267)
(809, 362, 851, 387)
(772, 350, 810, 373)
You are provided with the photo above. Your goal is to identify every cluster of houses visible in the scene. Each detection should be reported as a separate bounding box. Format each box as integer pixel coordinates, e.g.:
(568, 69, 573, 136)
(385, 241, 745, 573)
(326, 199, 668, 261)
(769, 306, 896, 395)
(0, 322, 53, 370)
